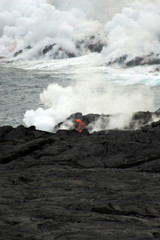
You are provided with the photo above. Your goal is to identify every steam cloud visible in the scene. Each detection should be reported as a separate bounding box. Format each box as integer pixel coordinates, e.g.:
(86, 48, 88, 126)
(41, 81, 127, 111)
(0, 0, 160, 60)
(103, 0, 160, 63)
(23, 78, 155, 132)
(0, 0, 104, 58)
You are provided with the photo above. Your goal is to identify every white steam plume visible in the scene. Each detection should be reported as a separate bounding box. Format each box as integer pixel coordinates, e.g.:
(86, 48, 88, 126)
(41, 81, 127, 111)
(103, 0, 160, 63)
(0, 0, 160, 61)
(0, 0, 103, 58)
(23, 77, 155, 132)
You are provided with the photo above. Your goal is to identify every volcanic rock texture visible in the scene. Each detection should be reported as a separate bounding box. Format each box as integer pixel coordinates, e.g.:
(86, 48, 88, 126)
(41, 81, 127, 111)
(1, 121, 160, 240)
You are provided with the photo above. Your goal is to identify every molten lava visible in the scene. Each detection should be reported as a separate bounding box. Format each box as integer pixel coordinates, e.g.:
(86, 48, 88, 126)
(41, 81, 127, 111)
(76, 119, 86, 132)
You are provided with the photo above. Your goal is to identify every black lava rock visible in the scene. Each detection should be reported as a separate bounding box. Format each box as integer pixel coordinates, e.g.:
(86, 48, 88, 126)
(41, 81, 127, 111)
(1, 115, 160, 240)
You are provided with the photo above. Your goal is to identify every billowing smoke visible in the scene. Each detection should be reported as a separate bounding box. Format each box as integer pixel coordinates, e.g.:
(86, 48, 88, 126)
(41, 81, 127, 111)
(1, 0, 160, 61)
(103, 0, 160, 63)
(23, 76, 155, 132)
(0, 0, 105, 58)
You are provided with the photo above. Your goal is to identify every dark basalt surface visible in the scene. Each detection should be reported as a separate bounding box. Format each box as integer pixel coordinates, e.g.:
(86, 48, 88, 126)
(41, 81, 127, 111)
(55, 110, 160, 132)
(13, 35, 106, 59)
(108, 53, 160, 67)
(1, 116, 160, 239)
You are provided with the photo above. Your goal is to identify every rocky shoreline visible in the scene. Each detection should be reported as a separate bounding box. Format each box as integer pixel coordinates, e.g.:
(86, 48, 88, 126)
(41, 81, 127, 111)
(1, 114, 160, 239)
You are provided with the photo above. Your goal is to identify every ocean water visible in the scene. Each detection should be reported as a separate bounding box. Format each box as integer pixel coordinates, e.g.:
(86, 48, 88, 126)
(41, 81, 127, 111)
(1, 0, 160, 131)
